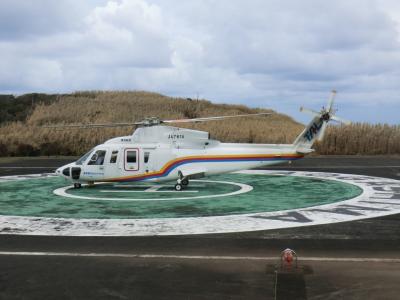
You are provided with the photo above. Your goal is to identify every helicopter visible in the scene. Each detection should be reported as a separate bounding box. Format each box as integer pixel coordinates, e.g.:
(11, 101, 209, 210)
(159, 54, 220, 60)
(53, 91, 350, 191)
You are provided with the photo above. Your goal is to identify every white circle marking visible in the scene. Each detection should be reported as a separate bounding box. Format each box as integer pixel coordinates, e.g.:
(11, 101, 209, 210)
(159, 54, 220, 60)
(1, 170, 400, 236)
(53, 180, 253, 201)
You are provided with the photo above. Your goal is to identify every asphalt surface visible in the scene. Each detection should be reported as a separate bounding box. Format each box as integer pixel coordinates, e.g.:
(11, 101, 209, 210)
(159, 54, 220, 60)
(0, 156, 400, 299)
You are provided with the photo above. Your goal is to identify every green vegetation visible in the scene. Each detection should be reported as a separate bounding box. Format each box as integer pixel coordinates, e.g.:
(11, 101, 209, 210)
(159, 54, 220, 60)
(0, 91, 399, 156)
(0, 93, 58, 124)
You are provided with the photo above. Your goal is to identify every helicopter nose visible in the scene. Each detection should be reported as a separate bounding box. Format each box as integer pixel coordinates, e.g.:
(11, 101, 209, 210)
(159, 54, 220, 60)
(55, 167, 62, 175)
(56, 165, 71, 177)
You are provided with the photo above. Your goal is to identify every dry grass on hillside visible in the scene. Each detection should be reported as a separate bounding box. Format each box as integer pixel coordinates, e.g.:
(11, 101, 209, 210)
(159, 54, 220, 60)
(0, 91, 399, 156)
(316, 123, 400, 155)
(0, 91, 303, 156)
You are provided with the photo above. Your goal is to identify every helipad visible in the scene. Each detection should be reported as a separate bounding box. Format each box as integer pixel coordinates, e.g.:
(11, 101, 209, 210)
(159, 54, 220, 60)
(0, 170, 400, 236)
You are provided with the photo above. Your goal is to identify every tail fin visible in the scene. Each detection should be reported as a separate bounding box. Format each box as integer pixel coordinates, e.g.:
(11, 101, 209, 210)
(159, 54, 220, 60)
(293, 90, 350, 153)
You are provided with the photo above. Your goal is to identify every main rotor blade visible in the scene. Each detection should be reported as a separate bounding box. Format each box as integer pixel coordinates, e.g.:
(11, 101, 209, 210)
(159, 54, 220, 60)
(300, 107, 320, 116)
(331, 115, 351, 125)
(327, 90, 336, 113)
(42, 122, 141, 129)
(42, 112, 273, 129)
(162, 112, 273, 124)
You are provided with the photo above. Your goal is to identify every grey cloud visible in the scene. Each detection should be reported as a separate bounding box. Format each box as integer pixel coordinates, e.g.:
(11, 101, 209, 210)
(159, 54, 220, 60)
(0, 0, 100, 40)
(0, 0, 399, 124)
(191, 0, 400, 79)
(0, 0, 173, 92)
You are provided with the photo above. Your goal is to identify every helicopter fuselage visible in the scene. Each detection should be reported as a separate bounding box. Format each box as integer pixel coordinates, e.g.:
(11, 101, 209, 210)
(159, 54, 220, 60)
(56, 126, 304, 185)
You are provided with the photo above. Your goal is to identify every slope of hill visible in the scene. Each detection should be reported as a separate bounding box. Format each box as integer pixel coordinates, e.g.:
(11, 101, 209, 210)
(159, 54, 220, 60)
(315, 123, 400, 155)
(0, 91, 303, 156)
(0, 93, 58, 124)
(0, 91, 399, 156)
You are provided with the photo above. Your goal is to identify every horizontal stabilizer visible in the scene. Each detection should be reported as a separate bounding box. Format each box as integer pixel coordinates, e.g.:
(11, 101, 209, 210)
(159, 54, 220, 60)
(296, 147, 315, 154)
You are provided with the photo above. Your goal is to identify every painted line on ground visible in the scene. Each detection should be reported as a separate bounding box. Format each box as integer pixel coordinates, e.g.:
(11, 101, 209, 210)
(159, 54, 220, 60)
(53, 179, 253, 201)
(100, 190, 199, 193)
(271, 166, 400, 169)
(114, 184, 206, 188)
(0, 173, 56, 182)
(0, 166, 57, 169)
(0, 251, 399, 263)
(2, 165, 399, 169)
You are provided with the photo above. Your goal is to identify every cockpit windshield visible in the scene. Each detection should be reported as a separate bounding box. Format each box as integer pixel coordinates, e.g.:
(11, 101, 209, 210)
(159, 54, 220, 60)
(75, 149, 94, 165)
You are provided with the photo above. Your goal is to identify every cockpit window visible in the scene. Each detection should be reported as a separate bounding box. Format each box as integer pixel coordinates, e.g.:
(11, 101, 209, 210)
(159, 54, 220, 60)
(88, 150, 106, 165)
(75, 149, 94, 165)
(110, 150, 118, 163)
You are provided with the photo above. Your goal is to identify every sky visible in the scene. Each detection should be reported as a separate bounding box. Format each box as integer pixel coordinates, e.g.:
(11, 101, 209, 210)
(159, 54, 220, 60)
(0, 0, 399, 124)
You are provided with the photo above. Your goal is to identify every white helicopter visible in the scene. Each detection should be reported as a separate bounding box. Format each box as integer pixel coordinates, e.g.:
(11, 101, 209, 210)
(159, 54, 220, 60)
(54, 91, 349, 190)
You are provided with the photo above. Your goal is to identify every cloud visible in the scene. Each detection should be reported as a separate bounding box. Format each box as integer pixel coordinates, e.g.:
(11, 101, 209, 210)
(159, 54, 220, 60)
(0, 0, 98, 40)
(0, 0, 173, 92)
(83, 0, 171, 68)
(0, 0, 399, 124)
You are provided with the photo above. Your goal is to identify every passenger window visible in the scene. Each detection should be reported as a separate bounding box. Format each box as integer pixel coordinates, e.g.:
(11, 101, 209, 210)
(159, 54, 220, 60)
(110, 150, 118, 163)
(127, 151, 137, 163)
(88, 150, 106, 165)
(144, 152, 150, 163)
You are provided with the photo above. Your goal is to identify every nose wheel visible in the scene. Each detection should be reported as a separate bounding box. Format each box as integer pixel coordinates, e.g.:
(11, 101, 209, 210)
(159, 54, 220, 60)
(73, 183, 82, 189)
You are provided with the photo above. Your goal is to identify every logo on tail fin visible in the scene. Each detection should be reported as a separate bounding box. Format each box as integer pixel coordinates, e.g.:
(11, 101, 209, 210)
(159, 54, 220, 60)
(304, 121, 323, 141)
(295, 90, 350, 148)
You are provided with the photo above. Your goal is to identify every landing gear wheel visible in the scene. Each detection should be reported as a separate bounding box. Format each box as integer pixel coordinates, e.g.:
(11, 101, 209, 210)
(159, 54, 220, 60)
(175, 183, 183, 191)
(181, 179, 189, 186)
(74, 183, 82, 189)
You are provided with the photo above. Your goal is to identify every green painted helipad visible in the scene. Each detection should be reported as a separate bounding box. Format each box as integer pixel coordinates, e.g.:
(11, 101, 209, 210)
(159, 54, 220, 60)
(0, 173, 362, 219)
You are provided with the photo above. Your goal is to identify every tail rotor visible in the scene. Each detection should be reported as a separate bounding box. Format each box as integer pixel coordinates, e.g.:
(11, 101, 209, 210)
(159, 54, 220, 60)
(294, 90, 351, 149)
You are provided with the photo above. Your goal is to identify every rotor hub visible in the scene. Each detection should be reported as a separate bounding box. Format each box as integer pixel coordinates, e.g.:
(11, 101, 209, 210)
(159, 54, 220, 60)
(320, 112, 331, 122)
(141, 117, 162, 126)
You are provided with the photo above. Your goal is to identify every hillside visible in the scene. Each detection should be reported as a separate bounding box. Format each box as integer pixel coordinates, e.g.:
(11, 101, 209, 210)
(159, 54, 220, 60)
(0, 91, 303, 156)
(0, 91, 399, 156)
(315, 123, 400, 155)
(0, 93, 59, 124)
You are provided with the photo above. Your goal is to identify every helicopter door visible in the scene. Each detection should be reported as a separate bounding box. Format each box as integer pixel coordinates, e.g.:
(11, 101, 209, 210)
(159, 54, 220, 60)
(104, 149, 120, 178)
(124, 148, 139, 171)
